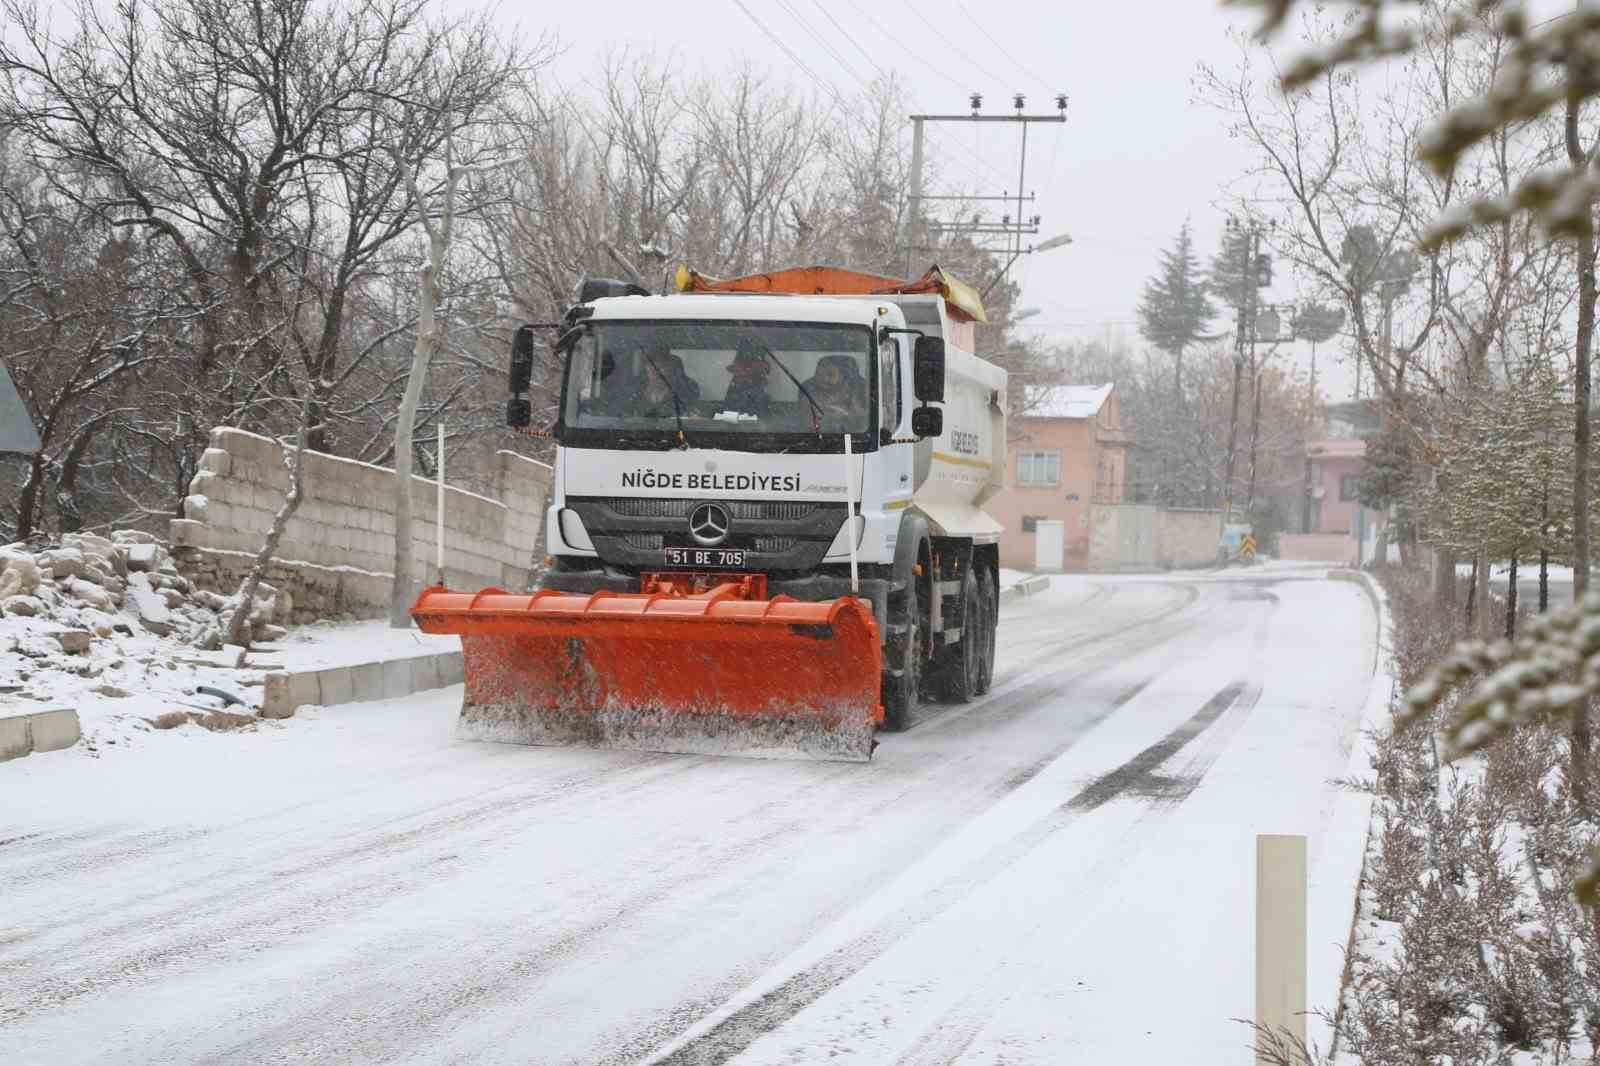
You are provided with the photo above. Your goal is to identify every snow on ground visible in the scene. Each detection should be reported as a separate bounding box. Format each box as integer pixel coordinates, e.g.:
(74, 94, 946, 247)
(0, 567, 1379, 1064)
(269, 618, 458, 671)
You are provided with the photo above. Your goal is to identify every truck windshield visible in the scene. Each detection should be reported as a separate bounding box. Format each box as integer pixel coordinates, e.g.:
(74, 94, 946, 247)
(562, 320, 876, 448)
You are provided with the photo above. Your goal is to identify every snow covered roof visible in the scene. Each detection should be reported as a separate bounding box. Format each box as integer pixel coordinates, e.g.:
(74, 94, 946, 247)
(1021, 383, 1114, 420)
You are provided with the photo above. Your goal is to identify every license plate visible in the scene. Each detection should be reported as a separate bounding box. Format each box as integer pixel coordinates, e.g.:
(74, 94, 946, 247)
(664, 547, 746, 568)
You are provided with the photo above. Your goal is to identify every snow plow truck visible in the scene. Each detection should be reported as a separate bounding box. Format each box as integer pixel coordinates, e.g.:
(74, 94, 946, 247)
(411, 264, 1007, 762)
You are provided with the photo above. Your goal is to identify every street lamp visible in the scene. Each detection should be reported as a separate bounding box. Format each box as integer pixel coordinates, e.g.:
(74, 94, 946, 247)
(980, 232, 1072, 301)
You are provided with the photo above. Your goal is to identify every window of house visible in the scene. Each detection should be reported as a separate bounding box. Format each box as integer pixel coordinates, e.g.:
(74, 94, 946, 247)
(1017, 450, 1060, 486)
(1340, 473, 1360, 502)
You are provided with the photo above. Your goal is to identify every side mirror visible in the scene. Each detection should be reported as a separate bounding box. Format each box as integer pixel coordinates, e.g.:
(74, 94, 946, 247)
(912, 406, 943, 439)
(913, 336, 945, 402)
(509, 325, 535, 396)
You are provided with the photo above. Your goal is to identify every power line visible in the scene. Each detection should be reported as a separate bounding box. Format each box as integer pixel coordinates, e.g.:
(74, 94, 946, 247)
(731, 0, 847, 108)
(812, 0, 888, 82)
(972, 22, 1061, 99)
(843, 0, 970, 93)
(774, 0, 869, 85)
(760, 1, 1012, 191)
(899, 0, 1011, 87)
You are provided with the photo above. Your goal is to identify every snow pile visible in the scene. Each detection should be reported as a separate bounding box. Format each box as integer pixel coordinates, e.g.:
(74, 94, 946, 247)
(0, 530, 290, 648)
(0, 530, 301, 754)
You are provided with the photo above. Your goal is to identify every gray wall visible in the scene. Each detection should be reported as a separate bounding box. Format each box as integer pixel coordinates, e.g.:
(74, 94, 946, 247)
(1088, 504, 1223, 572)
(170, 427, 552, 620)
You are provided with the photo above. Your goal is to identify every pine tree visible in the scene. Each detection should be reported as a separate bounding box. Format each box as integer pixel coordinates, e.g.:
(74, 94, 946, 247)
(1137, 222, 1215, 359)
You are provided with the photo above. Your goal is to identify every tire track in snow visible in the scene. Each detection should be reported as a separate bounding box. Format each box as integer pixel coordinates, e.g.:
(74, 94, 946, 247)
(1, 743, 694, 951)
(0, 755, 713, 1023)
(642, 612, 1257, 1065)
(193, 585, 1217, 1065)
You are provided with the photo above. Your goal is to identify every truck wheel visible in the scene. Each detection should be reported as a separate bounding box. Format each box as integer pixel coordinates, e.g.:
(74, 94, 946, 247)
(975, 567, 996, 696)
(933, 569, 984, 703)
(881, 609, 921, 732)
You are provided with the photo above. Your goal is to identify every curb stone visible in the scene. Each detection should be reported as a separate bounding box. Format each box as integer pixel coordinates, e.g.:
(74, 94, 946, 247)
(1307, 568, 1396, 1056)
(998, 574, 1051, 604)
(0, 708, 82, 763)
(261, 649, 465, 719)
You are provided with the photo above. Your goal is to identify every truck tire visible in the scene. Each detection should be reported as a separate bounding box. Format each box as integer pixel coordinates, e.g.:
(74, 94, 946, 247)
(881, 594, 923, 732)
(975, 566, 996, 696)
(932, 568, 984, 703)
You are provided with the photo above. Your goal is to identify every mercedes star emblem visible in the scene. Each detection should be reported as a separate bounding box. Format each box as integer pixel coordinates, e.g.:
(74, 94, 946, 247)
(688, 502, 731, 546)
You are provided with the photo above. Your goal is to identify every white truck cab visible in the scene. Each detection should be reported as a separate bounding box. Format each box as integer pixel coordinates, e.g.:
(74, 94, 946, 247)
(507, 271, 1007, 726)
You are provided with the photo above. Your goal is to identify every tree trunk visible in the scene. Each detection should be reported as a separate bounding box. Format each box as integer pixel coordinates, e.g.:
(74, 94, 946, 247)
(14, 451, 46, 540)
(389, 153, 456, 628)
(1567, 82, 1594, 814)
(1505, 555, 1519, 639)
(225, 399, 313, 648)
(1476, 549, 1492, 641)
(1465, 556, 1479, 628)
(1436, 549, 1459, 608)
(388, 281, 442, 627)
(1569, 87, 1594, 602)
(1541, 548, 1550, 612)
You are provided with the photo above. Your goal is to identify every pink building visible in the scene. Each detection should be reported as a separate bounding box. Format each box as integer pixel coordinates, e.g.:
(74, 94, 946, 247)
(988, 384, 1130, 570)
(1279, 438, 1379, 564)
(1306, 439, 1367, 535)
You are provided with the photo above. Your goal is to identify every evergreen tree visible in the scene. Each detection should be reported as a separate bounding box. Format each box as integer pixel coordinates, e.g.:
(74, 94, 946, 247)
(1136, 222, 1215, 358)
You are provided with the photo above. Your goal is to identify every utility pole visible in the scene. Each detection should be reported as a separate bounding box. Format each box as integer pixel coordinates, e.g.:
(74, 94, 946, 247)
(907, 117, 925, 278)
(1222, 218, 1268, 519)
(904, 92, 1067, 291)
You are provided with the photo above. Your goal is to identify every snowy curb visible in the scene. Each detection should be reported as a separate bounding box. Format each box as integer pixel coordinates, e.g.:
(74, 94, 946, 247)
(1307, 569, 1396, 1056)
(998, 574, 1051, 603)
(261, 650, 464, 718)
(0, 708, 82, 764)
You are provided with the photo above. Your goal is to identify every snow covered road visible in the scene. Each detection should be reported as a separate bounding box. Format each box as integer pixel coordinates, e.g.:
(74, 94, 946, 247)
(0, 566, 1376, 1065)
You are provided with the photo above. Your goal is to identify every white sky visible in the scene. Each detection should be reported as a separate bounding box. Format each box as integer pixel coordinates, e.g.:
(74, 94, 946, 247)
(475, 0, 1371, 400)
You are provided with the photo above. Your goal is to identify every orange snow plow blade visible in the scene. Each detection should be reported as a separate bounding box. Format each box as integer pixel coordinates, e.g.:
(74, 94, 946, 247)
(410, 580, 883, 762)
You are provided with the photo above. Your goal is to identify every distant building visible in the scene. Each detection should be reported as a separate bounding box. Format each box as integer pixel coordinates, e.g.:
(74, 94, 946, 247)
(1279, 432, 1383, 565)
(989, 383, 1131, 570)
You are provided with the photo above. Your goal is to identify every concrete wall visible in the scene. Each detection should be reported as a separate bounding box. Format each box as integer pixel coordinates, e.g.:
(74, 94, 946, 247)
(170, 427, 552, 621)
(1087, 504, 1223, 571)
(1279, 533, 1359, 565)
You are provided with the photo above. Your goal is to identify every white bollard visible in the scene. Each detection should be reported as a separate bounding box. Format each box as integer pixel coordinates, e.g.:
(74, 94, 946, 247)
(1256, 834, 1307, 1063)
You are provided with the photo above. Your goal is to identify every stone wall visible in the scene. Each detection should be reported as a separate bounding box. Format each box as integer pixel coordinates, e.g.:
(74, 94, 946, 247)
(1087, 504, 1224, 571)
(170, 427, 552, 622)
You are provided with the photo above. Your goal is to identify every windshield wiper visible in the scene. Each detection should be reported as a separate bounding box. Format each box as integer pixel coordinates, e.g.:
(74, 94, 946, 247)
(757, 348, 824, 434)
(640, 352, 691, 449)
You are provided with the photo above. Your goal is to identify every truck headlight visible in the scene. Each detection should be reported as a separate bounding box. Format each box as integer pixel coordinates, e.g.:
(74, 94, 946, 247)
(558, 508, 595, 551)
(824, 515, 865, 558)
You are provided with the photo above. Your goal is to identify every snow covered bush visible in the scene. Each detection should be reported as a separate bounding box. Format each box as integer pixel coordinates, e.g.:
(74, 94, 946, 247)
(1339, 568, 1600, 1061)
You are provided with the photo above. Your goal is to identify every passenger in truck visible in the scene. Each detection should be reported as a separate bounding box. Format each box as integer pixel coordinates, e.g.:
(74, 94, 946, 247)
(804, 355, 866, 419)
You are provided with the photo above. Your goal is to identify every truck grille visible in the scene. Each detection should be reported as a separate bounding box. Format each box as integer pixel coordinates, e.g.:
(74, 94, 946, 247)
(605, 498, 693, 519)
(754, 536, 798, 553)
(602, 498, 818, 521)
(622, 532, 664, 550)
